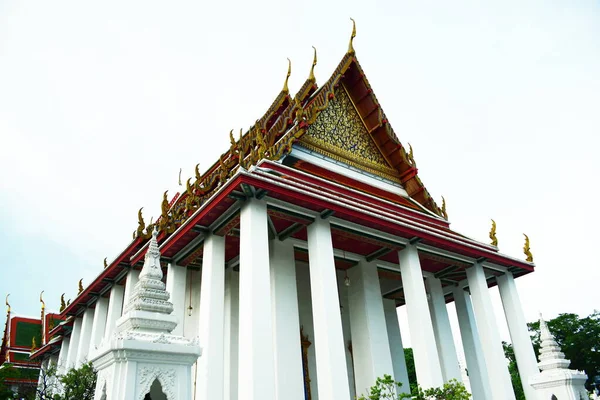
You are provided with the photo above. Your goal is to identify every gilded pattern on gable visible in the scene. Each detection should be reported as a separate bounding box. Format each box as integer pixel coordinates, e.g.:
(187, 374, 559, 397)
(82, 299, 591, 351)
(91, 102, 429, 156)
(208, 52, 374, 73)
(300, 86, 398, 180)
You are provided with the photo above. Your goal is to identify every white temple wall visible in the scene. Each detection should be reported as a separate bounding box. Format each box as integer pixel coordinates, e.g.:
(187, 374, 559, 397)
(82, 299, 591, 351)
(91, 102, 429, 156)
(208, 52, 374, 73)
(183, 268, 201, 340)
(224, 268, 239, 400)
(166, 262, 188, 337)
(296, 261, 319, 400)
(336, 270, 356, 400)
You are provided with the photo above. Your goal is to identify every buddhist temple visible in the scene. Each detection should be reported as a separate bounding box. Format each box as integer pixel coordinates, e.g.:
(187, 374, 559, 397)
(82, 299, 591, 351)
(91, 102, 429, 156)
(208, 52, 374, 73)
(8, 21, 545, 400)
(0, 296, 44, 397)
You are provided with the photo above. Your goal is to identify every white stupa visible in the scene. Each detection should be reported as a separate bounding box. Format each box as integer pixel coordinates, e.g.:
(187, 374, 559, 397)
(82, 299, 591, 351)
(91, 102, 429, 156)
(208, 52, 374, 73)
(529, 314, 588, 400)
(91, 228, 201, 400)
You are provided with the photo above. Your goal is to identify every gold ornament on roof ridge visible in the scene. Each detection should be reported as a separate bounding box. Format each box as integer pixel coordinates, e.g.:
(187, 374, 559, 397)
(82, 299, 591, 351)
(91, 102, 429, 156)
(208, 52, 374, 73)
(407, 143, 416, 167)
(5, 294, 10, 314)
(178, 168, 182, 186)
(136, 208, 146, 238)
(348, 18, 357, 54)
(523, 234, 533, 262)
(489, 219, 498, 246)
(78, 279, 84, 295)
(440, 196, 448, 220)
(309, 46, 317, 82)
(31, 336, 37, 352)
(104, 257, 108, 269)
(282, 58, 292, 93)
(60, 294, 66, 312)
(195, 163, 201, 181)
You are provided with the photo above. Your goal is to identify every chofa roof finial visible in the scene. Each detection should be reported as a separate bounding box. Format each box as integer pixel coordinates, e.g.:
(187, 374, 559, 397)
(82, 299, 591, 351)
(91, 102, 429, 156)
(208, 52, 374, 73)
(523, 233, 534, 262)
(283, 58, 292, 93)
(490, 219, 498, 246)
(348, 18, 357, 54)
(309, 46, 318, 82)
(5, 294, 10, 314)
(440, 196, 448, 220)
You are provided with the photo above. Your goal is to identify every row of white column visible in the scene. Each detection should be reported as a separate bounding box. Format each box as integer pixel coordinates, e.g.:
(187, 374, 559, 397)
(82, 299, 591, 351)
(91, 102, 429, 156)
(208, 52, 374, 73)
(191, 199, 412, 400)
(52, 197, 538, 400)
(401, 243, 539, 400)
(55, 270, 138, 373)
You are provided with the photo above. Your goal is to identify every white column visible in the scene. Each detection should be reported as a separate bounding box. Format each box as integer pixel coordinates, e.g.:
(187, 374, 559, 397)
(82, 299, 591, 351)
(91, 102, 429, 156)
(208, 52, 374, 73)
(166, 262, 187, 336)
(337, 270, 356, 400)
(382, 299, 410, 394)
(56, 337, 70, 374)
(196, 234, 226, 400)
(348, 261, 395, 395)
(75, 307, 94, 366)
(224, 268, 239, 400)
(122, 269, 140, 310)
(306, 218, 351, 400)
(270, 240, 304, 400)
(296, 264, 319, 400)
(453, 286, 491, 400)
(65, 317, 82, 369)
(238, 199, 276, 400)
(104, 284, 124, 339)
(425, 277, 461, 381)
(398, 244, 444, 389)
(497, 272, 538, 400)
(88, 297, 108, 355)
(466, 263, 516, 400)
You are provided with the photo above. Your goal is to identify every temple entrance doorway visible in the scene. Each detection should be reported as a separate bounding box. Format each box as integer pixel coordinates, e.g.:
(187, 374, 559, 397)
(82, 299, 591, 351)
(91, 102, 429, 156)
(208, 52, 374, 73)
(143, 379, 168, 400)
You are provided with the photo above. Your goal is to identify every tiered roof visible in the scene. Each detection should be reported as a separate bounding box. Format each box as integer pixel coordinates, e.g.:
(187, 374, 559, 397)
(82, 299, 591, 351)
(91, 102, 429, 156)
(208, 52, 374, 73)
(0, 300, 42, 387)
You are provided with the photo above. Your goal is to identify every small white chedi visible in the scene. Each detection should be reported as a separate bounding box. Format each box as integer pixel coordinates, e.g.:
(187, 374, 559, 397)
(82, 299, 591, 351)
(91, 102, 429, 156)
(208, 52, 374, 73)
(529, 314, 588, 400)
(90, 228, 201, 400)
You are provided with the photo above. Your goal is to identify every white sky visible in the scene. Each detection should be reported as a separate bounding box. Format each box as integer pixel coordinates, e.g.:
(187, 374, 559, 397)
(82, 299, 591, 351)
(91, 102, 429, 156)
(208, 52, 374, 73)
(1, 1, 599, 347)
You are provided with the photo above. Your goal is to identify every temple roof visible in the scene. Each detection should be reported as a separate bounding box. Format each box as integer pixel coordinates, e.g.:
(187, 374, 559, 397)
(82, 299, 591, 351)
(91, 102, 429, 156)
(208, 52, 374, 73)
(52, 26, 535, 322)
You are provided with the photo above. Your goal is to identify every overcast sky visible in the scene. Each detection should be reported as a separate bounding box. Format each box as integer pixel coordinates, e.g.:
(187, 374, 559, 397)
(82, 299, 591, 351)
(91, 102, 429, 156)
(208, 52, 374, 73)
(1, 0, 598, 348)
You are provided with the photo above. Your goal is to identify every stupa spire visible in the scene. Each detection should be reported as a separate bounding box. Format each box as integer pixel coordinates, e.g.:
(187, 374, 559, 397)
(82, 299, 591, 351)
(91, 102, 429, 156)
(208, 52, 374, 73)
(537, 314, 570, 371)
(122, 227, 174, 319)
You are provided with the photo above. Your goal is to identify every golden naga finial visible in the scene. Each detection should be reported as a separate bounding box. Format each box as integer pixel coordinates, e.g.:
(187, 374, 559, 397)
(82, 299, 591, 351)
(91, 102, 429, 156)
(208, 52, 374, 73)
(136, 207, 146, 237)
(59, 294, 66, 312)
(406, 143, 416, 167)
(178, 168, 182, 186)
(282, 58, 291, 93)
(308, 46, 317, 82)
(31, 336, 37, 352)
(195, 163, 201, 181)
(229, 129, 236, 147)
(523, 234, 534, 262)
(103, 257, 108, 269)
(161, 191, 169, 216)
(348, 18, 357, 54)
(186, 178, 193, 195)
(5, 294, 10, 314)
(440, 196, 448, 219)
(489, 219, 498, 246)
(78, 279, 84, 295)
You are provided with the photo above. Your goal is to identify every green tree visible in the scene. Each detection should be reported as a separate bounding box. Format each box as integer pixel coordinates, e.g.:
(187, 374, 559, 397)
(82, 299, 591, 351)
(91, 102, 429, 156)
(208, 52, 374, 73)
(403, 348, 418, 394)
(0, 364, 17, 400)
(503, 342, 525, 400)
(59, 362, 96, 400)
(34, 362, 97, 400)
(357, 374, 471, 400)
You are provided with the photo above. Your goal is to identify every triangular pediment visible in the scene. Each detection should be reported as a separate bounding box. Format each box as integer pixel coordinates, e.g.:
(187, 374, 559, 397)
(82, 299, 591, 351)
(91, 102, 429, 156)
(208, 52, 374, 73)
(299, 86, 401, 182)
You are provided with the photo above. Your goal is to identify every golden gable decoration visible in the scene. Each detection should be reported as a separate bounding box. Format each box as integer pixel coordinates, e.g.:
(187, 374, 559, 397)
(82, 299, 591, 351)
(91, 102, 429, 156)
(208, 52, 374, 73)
(300, 86, 399, 181)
